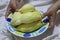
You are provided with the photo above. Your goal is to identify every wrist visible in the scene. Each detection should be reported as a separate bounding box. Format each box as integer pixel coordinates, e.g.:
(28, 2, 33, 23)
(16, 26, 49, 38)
(56, 0, 60, 10)
(52, 0, 60, 12)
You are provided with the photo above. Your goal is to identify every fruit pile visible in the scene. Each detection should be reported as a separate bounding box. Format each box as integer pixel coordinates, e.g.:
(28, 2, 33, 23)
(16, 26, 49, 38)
(9, 4, 43, 33)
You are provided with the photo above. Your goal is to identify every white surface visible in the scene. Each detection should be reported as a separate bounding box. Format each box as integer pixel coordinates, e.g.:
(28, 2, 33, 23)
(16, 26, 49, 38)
(0, 0, 60, 40)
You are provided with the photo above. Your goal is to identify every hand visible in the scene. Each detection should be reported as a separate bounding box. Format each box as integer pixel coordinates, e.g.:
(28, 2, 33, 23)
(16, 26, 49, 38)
(42, 8, 56, 29)
(42, 0, 60, 28)
(5, 0, 20, 19)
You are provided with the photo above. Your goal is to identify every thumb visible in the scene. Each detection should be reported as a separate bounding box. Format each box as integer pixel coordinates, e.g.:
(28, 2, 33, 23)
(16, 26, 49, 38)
(15, 9, 19, 12)
(41, 12, 48, 18)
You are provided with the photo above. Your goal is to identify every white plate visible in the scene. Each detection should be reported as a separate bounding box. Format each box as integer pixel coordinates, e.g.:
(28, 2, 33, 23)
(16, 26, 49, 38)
(6, 10, 49, 38)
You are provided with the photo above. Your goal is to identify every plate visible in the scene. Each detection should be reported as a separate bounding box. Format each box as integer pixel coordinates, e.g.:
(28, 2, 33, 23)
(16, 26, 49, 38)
(6, 10, 49, 38)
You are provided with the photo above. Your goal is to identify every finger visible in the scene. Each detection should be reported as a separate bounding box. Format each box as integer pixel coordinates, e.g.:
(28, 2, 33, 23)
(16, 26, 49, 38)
(15, 9, 19, 12)
(5, 11, 11, 19)
(16, 0, 20, 9)
(10, 0, 20, 11)
(41, 12, 48, 18)
(48, 16, 54, 29)
(5, 8, 11, 19)
(10, 0, 17, 11)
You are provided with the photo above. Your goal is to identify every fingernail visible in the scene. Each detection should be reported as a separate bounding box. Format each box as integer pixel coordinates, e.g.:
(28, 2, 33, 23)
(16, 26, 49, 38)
(16, 9, 19, 11)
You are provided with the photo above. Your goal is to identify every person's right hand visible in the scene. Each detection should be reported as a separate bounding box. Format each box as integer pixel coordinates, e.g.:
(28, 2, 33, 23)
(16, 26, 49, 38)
(5, 0, 20, 19)
(42, 7, 56, 29)
(42, 0, 60, 28)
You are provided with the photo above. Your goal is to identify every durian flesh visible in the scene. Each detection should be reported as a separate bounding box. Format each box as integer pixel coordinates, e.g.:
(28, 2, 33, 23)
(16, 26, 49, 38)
(21, 11, 42, 23)
(10, 12, 22, 26)
(10, 4, 43, 33)
(16, 20, 43, 33)
(18, 4, 35, 13)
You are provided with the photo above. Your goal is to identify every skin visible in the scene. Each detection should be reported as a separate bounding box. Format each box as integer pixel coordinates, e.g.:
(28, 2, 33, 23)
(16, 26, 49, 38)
(5, 0, 20, 19)
(42, 0, 60, 28)
(5, 0, 60, 28)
